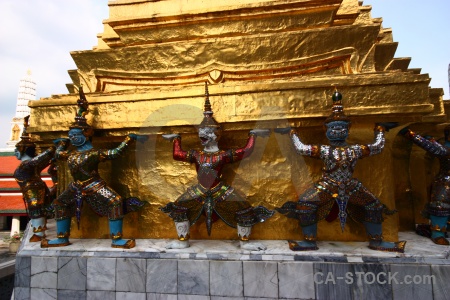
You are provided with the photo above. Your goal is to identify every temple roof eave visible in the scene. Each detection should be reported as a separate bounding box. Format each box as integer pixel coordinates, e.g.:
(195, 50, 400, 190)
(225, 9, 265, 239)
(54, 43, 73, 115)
(28, 71, 439, 135)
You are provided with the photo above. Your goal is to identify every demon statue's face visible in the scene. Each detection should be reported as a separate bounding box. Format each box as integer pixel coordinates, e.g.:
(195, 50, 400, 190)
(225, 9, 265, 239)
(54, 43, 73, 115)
(68, 128, 87, 147)
(198, 127, 218, 147)
(325, 121, 349, 143)
(14, 148, 22, 160)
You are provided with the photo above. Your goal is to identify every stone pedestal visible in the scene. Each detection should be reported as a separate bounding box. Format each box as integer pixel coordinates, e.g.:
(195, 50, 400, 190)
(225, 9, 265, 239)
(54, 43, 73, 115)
(13, 220, 450, 299)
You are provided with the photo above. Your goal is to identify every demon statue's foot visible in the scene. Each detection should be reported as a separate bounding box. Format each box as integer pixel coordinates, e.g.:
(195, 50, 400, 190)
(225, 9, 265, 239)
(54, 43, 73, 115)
(368, 240, 406, 253)
(30, 217, 46, 242)
(237, 226, 265, 250)
(41, 218, 71, 248)
(288, 240, 318, 251)
(431, 236, 450, 245)
(429, 215, 450, 245)
(111, 238, 136, 249)
(286, 224, 319, 251)
(165, 240, 190, 249)
(109, 219, 136, 249)
(364, 221, 406, 253)
(430, 228, 450, 245)
(240, 240, 266, 251)
(164, 221, 190, 249)
(41, 237, 70, 248)
(29, 234, 45, 242)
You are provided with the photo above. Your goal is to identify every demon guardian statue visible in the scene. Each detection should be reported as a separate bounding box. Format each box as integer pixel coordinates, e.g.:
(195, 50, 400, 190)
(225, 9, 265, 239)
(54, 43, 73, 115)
(275, 90, 406, 253)
(161, 83, 274, 250)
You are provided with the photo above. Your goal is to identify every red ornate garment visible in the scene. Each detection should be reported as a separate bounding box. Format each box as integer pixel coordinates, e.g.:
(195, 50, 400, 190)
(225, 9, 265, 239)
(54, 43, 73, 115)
(173, 134, 255, 189)
(161, 134, 273, 235)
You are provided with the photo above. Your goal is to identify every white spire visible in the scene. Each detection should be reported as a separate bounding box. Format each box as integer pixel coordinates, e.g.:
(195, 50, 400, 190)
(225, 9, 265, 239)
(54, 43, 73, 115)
(14, 70, 36, 118)
(5, 70, 37, 148)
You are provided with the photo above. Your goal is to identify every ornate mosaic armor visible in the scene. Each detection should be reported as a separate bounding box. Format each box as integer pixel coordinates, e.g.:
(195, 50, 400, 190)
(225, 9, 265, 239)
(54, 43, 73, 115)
(53, 137, 144, 223)
(276, 90, 404, 252)
(161, 134, 273, 235)
(278, 126, 391, 231)
(405, 130, 450, 217)
(14, 147, 56, 219)
(161, 83, 273, 243)
(41, 86, 146, 249)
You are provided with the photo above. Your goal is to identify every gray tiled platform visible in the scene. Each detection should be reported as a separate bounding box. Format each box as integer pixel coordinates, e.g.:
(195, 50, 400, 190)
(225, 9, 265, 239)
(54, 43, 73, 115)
(13, 221, 450, 299)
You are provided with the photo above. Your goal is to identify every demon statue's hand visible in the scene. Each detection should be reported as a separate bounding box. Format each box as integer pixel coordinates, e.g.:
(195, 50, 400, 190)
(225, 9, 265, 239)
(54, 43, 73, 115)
(398, 127, 411, 136)
(249, 129, 270, 138)
(53, 138, 70, 146)
(376, 122, 399, 132)
(274, 127, 292, 135)
(129, 134, 149, 143)
(162, 134, 181, 141)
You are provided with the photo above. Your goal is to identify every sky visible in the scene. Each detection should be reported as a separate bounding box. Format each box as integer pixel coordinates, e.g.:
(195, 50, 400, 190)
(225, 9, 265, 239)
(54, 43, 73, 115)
(0, 0, 109, 147)
(0, 0, 449, 147)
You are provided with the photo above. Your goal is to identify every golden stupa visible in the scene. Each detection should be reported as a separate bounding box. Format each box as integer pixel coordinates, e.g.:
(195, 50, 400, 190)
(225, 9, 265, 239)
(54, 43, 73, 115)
(28, 0, 448, 242)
